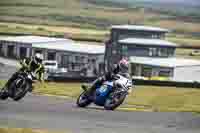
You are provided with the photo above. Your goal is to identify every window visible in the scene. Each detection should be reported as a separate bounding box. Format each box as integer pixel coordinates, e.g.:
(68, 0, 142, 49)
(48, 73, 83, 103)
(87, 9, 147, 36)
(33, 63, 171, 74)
(127, 46, 149, 57)
(168, 48, 175, 57)
(148, 47, 175, 57)
(75, 56, 84, 63)
(159, 71, 171, 77)
(61, 55, 69, 67)
(131, 64, 137, 76)
(35, 49, 42, 54)
(19, 47, 27, 59)
(0, 43, 3, 56)
(157, 48, 175, 57)
(158, 48, 168, 57)
(75, 56, 80, 62)
(122, 45, 128, 57)
(68, 55, 73, 63)
(47, 52, 56, 60)
(141, 66, 152, 77)
(63, 55, 86, 71)
(149, 48, 157, 57)
(152, 35, 157, 39)
(92, 58, 96, 62)
(81, 56, 85, 63)
(44, 62, 56, 66)
(7, 45, 15, 58)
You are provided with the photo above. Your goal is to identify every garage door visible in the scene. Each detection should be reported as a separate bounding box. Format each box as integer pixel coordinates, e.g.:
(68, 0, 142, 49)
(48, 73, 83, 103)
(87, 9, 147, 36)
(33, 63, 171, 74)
(7, 45, 15, 58)
(19, 47, 27, 59)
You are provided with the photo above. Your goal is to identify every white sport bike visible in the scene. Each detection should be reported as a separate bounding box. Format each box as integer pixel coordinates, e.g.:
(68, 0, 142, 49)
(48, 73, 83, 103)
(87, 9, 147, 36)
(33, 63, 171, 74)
(77, 74, 133, 110)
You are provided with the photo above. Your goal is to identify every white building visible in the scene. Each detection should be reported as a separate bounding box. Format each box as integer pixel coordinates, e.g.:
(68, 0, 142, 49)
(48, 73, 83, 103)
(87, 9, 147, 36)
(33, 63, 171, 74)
(0, 36, 105, 77)
(105, 25, 200, 82)
(129, 56, 200, 82)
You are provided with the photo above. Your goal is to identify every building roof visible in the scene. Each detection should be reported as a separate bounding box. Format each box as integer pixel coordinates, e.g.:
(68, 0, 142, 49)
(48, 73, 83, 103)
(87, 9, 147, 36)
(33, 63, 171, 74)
(33, 42, 105, 54)
(119, 38, 177, 47)
(129, 56, 200, 68)
(1, 35, 71, 44)
(111, 25, 169, 33)
(0, 35, 104, 54)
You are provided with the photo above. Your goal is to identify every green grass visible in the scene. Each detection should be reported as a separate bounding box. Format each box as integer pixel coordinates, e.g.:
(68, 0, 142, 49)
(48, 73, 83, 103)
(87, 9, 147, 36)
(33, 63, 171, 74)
(1, 22, 200, 46)
(1, 0, 200, 36)
(0, 24, 57, 37)
(127, 86, 200, 112)
(175, 48, 200, 60)
(168, 37, 200, 48)
(32, 82, 200, 112)
(1, 0, 200, 45)
(0, 0, 144, 29)
(34, 82, 81, 98)
(0, 128, 67, 133)
(0, 22, 108, 42)
(1, 80, 200, 112)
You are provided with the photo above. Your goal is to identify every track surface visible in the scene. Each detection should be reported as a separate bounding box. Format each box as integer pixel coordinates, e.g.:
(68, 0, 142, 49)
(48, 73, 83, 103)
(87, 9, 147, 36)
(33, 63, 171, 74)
(0, 94, 200, 133)
(0, 58, 200, 133)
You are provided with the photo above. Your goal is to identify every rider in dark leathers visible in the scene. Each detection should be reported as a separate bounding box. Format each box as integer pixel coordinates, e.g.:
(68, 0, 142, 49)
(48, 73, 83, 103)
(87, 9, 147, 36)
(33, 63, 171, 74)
(2, 53, 45, 92)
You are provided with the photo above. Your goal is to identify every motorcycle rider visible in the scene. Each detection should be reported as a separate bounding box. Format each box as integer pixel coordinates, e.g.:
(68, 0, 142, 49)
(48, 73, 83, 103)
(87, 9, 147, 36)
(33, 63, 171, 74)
(85, 58, 132, 95)
(2, 53, 45, 92)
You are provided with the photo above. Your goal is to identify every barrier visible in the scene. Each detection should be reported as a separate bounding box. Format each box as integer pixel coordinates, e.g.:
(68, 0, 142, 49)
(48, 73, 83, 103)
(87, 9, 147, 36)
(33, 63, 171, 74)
(47, 76, 96, 83)
(47, 76, 200, 88)
(133, 79, 200, 88)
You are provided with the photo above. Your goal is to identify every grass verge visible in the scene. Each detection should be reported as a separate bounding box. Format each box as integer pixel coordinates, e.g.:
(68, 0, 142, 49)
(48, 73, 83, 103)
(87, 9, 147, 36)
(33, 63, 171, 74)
(1, 22, 200, 47)
(0, 22, 108, 42)
(1, 80, 200, 112)
(168, 37, 200, 48)
(175, 48, 200, 60)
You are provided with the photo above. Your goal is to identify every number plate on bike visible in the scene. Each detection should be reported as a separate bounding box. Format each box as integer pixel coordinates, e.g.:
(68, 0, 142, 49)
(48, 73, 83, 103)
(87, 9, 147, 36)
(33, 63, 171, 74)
(99, 85, 108, 93)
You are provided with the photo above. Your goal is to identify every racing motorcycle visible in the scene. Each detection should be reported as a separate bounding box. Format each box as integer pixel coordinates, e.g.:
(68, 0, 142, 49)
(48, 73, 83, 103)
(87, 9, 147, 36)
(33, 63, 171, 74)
(76, 74, 132, 110)
(0, 70, 34, 101)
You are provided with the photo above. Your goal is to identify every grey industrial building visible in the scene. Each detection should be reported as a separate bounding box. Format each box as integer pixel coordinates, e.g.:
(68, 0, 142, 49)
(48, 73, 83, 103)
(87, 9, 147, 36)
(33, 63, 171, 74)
(105, 25, 200, 82)
(1, 25, 200, 82)
(0, 36, 105, 77)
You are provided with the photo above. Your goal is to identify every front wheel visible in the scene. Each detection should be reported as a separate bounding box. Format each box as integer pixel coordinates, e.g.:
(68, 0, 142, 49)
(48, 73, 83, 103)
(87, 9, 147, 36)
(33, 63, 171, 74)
(104, 92, 127, 110)
(76, 91, 92, 108)
(11, 78, 31, 101)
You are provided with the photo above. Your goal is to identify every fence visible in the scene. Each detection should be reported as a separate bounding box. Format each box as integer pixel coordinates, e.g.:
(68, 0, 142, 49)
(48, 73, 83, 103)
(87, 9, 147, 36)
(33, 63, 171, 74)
(47, 76, 200, 88)
(133, 79, 200, 88)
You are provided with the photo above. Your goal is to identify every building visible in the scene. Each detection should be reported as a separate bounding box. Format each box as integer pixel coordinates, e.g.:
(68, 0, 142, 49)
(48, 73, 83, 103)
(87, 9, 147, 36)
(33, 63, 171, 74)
(105, 25, 200, 82)
(0, 36, 105, 77)
(105, 25, 169, 71)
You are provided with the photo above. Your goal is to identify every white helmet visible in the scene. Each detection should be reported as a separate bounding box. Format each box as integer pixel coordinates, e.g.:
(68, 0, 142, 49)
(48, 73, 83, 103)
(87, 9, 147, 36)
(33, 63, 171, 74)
(118, 58, 129, 73)
(34, 53, 44, 63)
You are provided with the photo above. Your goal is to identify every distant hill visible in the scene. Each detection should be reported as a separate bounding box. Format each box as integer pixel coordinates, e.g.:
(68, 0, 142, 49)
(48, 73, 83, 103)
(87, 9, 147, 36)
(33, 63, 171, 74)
(88, 0, 200, 15)
(104, 0, 200, 6)
(0, 0, 200, 38)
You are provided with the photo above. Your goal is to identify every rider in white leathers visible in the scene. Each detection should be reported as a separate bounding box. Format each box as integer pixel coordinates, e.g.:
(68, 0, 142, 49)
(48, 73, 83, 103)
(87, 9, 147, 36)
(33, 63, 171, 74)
(86, 58, 132, 94)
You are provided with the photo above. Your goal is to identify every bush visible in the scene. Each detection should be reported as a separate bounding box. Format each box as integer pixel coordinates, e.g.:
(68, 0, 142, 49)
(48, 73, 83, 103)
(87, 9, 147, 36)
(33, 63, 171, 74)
(37, 27, 45, 31)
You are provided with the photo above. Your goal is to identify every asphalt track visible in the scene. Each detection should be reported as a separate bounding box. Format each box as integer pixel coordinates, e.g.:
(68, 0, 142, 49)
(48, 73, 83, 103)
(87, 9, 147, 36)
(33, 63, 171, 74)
(0, 58, 200, 133)
(0, 94, 200, 133)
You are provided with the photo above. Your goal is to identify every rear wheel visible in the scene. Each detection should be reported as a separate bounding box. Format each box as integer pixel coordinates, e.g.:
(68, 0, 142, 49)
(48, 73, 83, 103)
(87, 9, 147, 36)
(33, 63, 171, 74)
(0, 87, 9, 100)
(76, 91, 92, 107)
(104, 92, 127, 110)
